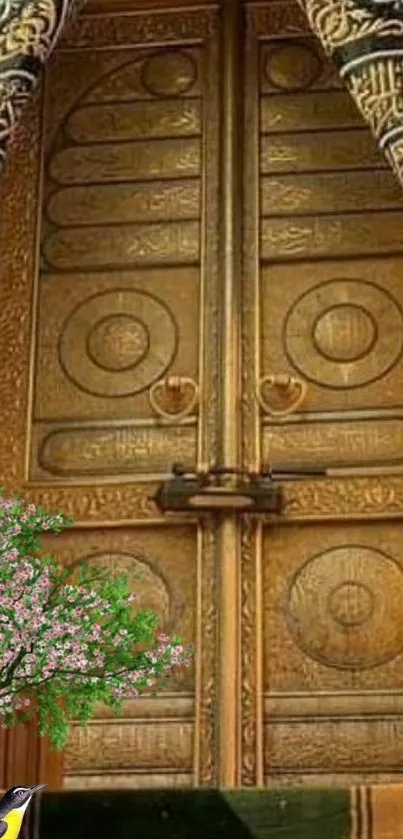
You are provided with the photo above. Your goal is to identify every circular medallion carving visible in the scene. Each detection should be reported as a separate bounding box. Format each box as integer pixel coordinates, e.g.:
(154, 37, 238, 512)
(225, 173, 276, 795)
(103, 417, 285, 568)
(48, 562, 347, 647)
(59, 289, 178, 398)
(284, 279, 403, 389)
(84, 551, 171, 627)
(286, 546, 403, 669)
(142, 51, 197, 97)
(264, 43, 322, 91)
(327, 582, 374, 627)
(312, 303, 377, 363)
(87, 314, 150, 372)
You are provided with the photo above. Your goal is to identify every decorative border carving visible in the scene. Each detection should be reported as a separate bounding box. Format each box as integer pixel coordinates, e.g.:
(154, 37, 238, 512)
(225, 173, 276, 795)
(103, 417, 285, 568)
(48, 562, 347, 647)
(60, 7, 218, 49)
(0, 95, 41, 491)
(25, 483, 163, 523)
(239, 11, 264, 788)
(197, 11, 220, 468)
(248, 1, 309, 38)
(197, 521, 218, 785)
(242, 7, 261, 473)
(240, 517, 262, 786)
(21, 476, 403, 523)
(282, 475, 403, 520)
(194, 14, 220, 785)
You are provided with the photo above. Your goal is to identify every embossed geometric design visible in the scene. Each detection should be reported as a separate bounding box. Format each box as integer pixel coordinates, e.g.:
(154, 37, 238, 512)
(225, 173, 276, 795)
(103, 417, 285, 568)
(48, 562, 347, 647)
(0, 2, 219, 791)
(87, 315, 150, 372)
(286, 546, 403, 669)
(60, 7, 216, 49)
(142, 50, 197, 97)
(327, 581, 374, 627)
(264, 42, 322, 91)
(59, 289, 177, 398)
(312, 303, 378, 362)
(284, 278, 403, 388)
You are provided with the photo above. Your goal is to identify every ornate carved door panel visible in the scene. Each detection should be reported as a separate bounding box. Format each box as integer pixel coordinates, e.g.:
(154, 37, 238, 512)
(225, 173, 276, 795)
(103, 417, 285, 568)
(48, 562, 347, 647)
(3, 0, 403, 791)
(241, 2, 403, 786)
(0, 2, 221, 788)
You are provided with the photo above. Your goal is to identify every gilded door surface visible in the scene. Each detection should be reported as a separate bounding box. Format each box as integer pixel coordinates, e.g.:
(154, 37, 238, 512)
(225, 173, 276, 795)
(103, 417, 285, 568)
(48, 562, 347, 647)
(240, 2, 403, 786)
(2, 0, 403, 791)
(0, 0, 222, 789)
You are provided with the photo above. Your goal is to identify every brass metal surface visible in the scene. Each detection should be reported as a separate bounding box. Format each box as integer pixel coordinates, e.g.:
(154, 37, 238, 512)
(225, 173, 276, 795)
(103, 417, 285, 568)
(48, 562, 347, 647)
(257, 374, 307, 417)
(241, 1, 264, 788)
(0, 1, 221, 790)
(3, 0, 403, 791)
(240, 0, 403, 788)
(148, 376, 199, 421)
(261, 522, 403, 784)
(44, 526, 196, 788)
(216, 0, 242, 788)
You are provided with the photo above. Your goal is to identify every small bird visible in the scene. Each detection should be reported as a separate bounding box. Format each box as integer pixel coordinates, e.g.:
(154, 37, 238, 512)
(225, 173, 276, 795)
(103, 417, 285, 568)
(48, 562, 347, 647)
(0, 785, 45, 839)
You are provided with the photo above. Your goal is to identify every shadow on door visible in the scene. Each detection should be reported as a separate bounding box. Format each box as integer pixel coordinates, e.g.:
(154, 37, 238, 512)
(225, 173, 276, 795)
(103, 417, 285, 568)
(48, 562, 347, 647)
(35, 789, 351, 839)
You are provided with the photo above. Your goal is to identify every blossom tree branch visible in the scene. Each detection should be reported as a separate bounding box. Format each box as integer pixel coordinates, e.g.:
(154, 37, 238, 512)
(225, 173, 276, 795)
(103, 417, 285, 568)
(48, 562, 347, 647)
(0, 490, 192, 748)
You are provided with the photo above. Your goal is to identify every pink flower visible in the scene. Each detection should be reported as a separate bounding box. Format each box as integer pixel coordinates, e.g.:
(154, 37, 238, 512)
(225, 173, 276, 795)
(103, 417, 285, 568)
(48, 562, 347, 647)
(0, 490, 192, 747)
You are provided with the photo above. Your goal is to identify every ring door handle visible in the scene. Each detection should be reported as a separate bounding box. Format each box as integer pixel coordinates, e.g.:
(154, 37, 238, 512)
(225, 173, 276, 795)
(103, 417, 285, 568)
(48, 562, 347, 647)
(149, 376, 199, 421)
(256, 374, 307, 417)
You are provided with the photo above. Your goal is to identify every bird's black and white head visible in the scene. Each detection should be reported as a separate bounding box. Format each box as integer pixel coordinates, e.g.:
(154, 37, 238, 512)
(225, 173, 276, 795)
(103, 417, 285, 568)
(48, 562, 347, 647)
(0, 785, 46, 817)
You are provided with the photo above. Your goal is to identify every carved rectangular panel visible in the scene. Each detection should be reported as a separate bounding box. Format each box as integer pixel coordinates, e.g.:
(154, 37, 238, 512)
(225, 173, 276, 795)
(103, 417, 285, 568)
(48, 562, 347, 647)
(241, 0, 403, 789)
(243, 2, 403, 474)
(263, 418, 403, 468)
(33, 35, 206, 481)
(0, 4, 220, 791)
(260, 130, 385, 173)
(261, 170, 402, 215)
(0, 6, 221, 505)
(43, 525, 197, 788)
(11, 4, 221, 492)
(259, 247, 403, 463)
(247, 1, 310, 39)
(264, 719, 403, 783)
(261, 214, 403, 260)
(60, 7, 216, 49)
(0, 5, 221, 489)
(32, 423, 197, 479)
(35, 268, 199, 419)
(261, 91, 361, 133)
(262, 521, 403, 783)
(260, 255, 403, 422)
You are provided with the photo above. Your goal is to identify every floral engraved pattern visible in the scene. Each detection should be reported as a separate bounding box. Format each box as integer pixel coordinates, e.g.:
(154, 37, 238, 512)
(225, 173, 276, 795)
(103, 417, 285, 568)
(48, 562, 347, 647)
(0, 0, 80, 171)
(297, 0, 403, 187)
(2, 0, 403, 193)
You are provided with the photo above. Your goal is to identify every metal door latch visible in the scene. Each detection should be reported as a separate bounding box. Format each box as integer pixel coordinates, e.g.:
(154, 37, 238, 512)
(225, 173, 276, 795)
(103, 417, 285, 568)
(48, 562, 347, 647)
(152, 462, 327, 514)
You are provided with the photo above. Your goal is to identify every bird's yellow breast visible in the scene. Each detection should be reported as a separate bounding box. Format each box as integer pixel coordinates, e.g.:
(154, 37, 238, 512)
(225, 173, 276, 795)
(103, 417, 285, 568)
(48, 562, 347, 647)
(3, 809, 24, 839)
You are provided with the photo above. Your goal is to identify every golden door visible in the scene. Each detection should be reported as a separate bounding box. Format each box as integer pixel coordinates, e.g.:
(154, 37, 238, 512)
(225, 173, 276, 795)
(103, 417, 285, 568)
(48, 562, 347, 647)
(2, 0, 403, 789)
